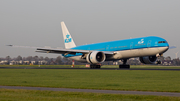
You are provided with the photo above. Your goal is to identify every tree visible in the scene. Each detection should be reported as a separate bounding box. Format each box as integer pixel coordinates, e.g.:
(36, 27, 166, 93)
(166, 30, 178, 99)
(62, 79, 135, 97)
(16, 55, 22, 61)
(33, 56, 39, 61)
(55, 56, 62, 65)
(172, 58, 180, 66)
(26, 56, 33, 61)
(44, 57, 50, 64)
(39, 56, 44, 61)
(6, 56, 11, 60)
(33, 56, 39, 65)
(22, 57, 26, 61)
(165, 56, 171, 61)
(50, 58, 55, 65)
(44, 57, 49, 61)
(6, 56, 11, 64)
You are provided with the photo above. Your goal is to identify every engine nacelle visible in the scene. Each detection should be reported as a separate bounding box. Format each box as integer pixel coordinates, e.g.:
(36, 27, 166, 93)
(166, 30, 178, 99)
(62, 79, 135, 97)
(86, 51, 106, 64)
(139, 55, 157, 64)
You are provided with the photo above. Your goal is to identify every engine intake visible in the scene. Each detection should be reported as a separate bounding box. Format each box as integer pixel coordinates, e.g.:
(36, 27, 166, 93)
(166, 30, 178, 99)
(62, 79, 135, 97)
(86, 51, 106, 64)
(139, 55, 157, 64)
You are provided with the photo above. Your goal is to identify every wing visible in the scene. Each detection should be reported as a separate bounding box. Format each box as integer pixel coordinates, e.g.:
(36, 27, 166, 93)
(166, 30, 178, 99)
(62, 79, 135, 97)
(7, 45, 115, 55)
(36, 48, 115, 55)
(36, 48, 90, 54)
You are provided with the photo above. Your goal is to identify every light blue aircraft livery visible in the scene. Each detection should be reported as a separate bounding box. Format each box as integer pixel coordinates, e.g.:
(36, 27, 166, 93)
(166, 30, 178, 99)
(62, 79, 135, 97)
(8, 22, 170, 68)
(35, 22, 169, 68)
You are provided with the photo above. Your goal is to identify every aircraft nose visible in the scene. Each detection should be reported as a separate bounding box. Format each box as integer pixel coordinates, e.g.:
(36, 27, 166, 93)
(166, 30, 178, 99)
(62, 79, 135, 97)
(158, 46, 169, 53)
(166, 42, 169, 47)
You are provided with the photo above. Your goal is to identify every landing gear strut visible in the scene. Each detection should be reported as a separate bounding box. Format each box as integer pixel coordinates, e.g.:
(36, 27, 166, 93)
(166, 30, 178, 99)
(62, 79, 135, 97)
(119, 59, 130, 69)
(90, 64, 101, 68)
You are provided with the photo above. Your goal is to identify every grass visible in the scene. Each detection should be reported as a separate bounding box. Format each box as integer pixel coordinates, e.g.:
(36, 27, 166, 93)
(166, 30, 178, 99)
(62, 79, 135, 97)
(0, 65, 74, 68)
(0, 69, 180, 92)
(1, 64, 180, 69)
(0, 89, 180, 101)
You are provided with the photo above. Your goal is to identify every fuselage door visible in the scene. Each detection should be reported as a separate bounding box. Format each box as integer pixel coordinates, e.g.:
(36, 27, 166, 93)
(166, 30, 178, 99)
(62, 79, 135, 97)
(130, 42, 133, 50)
(147, 40, 151, 48)
(106, 45, 109, 51)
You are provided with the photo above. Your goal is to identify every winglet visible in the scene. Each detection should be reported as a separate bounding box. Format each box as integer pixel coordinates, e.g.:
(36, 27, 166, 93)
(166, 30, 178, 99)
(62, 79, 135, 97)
(61, 22, 76, 49)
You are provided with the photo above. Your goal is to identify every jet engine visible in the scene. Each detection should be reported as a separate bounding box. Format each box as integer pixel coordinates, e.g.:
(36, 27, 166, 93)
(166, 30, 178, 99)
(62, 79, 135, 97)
(139, 55, 157, 64)
(86, 51, 106, 64)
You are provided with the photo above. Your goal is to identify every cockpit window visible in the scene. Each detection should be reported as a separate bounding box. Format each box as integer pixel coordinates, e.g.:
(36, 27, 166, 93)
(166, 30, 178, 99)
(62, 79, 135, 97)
(158, 41, 167, 43)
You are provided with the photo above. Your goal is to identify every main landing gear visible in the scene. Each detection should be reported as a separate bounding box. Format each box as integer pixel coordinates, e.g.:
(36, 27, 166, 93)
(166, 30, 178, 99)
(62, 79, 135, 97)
(90, 64, 101, 68)
(156, 60, 162, 64)
(119, 59, 130, 69)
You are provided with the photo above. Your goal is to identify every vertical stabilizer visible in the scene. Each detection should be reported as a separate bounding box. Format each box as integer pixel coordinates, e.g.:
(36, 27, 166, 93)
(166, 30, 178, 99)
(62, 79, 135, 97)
(61, 22, 76, 49)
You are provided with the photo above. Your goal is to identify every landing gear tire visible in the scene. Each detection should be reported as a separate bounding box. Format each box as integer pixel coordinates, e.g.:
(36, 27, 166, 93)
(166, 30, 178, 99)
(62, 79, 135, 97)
(119, 59, 130, 69)
(119, 65, 130, 69)
(156, 60, 162, 64)
(90, 65, 101, 69)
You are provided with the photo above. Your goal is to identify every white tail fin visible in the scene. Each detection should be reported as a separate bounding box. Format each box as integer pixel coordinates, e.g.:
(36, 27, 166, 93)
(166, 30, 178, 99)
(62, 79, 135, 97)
(61, 22, 76, 49)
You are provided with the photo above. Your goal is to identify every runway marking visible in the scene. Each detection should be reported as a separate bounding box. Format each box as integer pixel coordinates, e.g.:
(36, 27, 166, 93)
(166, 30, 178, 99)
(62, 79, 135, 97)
(0, 86, 180, 97)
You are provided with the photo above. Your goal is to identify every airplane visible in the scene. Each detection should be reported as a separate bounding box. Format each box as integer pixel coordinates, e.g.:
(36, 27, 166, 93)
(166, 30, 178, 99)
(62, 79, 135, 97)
(34, 22, 169, 68)
(8, 22, 170, 68)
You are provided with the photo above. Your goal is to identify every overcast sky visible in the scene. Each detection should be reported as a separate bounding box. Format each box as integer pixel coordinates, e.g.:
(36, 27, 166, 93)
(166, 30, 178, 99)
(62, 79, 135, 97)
(0, 0, 180, 58)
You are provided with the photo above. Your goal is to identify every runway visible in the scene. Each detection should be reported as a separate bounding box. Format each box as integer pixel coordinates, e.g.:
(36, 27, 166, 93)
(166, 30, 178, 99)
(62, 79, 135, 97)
(0, 67, 180, 71)
(0, 86, 180, 97)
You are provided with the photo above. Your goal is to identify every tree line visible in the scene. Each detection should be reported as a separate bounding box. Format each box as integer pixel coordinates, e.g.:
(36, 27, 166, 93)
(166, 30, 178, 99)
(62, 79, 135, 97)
(0, 55, 180, 66)
(0, 55, 77, 65)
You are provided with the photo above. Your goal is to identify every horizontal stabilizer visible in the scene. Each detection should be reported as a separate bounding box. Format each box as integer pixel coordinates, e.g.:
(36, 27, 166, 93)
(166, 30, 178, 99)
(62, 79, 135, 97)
(6, 45, 40, 49)
(169, 46, 176, 49)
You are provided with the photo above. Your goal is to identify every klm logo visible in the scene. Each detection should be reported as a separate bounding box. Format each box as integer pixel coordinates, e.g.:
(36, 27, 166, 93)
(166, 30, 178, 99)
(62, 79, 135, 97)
(65, 34, 72, 43)
(138, 39, 144, 44)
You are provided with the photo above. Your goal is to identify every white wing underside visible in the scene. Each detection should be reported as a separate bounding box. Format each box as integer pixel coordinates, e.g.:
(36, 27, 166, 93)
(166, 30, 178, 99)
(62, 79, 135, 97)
(36, 48, 115, 55)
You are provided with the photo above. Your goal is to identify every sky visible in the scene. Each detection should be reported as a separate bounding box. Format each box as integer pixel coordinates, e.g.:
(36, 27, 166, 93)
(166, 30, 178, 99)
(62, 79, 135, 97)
(0, 0, 180, 58)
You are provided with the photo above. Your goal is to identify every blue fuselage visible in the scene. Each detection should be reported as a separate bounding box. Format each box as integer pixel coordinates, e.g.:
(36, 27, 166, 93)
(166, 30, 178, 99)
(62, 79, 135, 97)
(64, 36, 169, 57)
